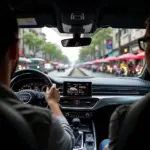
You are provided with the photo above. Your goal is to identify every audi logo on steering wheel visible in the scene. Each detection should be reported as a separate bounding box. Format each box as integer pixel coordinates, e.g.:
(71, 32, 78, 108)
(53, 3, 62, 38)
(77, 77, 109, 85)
(19, 93, 31, 103)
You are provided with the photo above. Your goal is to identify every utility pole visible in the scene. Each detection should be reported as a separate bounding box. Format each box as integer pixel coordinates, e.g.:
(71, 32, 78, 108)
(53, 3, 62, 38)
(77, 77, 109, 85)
(118, 28, 122, 55)
(22, 28, 25, 56)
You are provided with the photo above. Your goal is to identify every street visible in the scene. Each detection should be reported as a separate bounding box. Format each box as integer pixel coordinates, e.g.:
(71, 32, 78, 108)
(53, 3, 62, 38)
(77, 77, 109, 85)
(78, 68, 115, 77)
(48, 67, 73, 77)
(69, 68, 87, 76)
(48, 67, 115, 78)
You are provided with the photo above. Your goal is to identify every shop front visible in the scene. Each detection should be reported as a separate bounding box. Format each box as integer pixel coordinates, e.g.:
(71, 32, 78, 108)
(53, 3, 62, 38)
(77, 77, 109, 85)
(106, 49, 119, 56)
(119, 46, 130, 55)
(130, 44, 139, 54)
(130, 44, 144, 65)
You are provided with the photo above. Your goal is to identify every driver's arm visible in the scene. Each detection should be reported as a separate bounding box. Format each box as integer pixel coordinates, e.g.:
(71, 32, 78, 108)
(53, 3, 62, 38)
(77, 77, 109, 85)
(14, 84, 75, 150)
(49, 114, 75, 150)
(15, 104, 75, 150)
(46, 84, 75, 150)
(45, 87, 75, 150)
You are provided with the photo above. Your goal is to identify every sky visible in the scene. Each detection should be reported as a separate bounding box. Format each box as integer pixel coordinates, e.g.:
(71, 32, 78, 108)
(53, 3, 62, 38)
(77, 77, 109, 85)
(42, 27, 80, 63)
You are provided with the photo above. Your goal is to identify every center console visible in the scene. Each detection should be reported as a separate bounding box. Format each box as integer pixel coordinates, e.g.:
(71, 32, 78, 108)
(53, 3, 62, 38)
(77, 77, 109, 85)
(69, 117, 96, 150)
(61, 81, 97, 150)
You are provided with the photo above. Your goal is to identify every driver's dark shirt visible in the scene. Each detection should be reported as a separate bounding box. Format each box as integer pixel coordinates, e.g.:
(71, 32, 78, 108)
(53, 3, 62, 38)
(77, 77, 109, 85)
(0, 84, 75, 150)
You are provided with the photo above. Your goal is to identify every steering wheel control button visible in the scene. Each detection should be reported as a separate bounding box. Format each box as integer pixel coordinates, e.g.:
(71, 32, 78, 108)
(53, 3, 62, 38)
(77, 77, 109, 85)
(37, 92, 45, 99)
(85, 113, 90, 118)
(74, 99, 80, 105)
(65, 112, 70, 117)
(18, 93, 31, 103)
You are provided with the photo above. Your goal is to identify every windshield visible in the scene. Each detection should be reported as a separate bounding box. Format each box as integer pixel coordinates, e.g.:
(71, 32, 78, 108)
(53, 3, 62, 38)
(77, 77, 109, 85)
(18, 28, 145, 77)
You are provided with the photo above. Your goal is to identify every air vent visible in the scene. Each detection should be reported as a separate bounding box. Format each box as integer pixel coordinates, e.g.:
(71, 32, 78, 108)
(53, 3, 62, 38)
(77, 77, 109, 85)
(60, 98, 98, 108)
(138, 79, 150, 85)
(92, 85, 149, 95)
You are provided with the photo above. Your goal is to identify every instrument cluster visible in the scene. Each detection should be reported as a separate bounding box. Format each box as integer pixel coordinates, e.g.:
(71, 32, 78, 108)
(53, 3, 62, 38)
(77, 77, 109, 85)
(12, 78, 48, 92)
(19, 82, 47, 92)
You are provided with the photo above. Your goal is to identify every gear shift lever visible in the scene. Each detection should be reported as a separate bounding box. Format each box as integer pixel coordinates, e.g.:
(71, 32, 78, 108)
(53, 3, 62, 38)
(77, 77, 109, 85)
(72, 118, 81, 132)
(72, 118, 82, 148)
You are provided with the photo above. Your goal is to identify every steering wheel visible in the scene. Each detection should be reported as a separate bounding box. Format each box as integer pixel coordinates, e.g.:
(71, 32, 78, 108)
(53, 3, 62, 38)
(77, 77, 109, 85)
(11, 69, 52, 107)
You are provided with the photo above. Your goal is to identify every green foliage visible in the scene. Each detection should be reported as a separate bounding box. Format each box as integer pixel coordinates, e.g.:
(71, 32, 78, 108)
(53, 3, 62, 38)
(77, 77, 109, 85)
(79, 27, 113, 62)
(23, 32, 70, 63)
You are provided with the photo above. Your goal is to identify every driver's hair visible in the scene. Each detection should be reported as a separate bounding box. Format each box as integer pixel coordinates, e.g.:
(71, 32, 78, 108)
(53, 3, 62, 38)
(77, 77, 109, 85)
(108, 105, 130, 150)
(0, 5, 18, 64)
(109, 104, 130, 140)
(145, 15, 150, 26)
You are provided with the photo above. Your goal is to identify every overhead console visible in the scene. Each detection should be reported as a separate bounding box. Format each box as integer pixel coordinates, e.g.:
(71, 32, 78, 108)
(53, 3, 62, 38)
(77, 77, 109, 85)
(59, 11, 98, 33)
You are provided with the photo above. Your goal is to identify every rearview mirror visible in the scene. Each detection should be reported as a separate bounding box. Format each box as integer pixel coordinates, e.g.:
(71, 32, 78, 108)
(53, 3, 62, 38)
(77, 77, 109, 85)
(61, 37, 91, 47)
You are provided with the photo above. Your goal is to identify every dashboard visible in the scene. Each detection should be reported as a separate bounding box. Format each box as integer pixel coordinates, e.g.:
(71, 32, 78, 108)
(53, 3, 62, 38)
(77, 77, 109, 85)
(11, 73, 150, 149)
(11, 74, 145, 120)
(11, 75, 148, 112)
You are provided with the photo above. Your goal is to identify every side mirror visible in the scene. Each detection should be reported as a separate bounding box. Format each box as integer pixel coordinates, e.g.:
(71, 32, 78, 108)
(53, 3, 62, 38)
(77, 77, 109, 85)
(61, 37, 91, 47)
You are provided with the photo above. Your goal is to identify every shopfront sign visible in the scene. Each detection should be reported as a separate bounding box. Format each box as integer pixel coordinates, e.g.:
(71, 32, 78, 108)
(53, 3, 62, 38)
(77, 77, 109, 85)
(130, 45, 139, 53)
(106, 39, 113, 49)
(124, 48, 128, 53)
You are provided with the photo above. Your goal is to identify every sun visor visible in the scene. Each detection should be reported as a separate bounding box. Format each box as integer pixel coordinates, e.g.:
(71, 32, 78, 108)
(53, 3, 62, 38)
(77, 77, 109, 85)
(17, 18, 37, 26)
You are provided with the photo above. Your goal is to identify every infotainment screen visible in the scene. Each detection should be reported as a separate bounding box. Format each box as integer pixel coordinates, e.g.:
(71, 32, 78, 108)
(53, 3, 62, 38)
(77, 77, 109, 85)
(63, 82, 92, 97)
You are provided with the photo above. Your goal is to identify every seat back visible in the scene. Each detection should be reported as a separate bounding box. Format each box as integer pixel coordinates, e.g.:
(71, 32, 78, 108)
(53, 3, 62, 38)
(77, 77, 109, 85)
(116, 94, 150, 150)
(0, 99, 38, 150)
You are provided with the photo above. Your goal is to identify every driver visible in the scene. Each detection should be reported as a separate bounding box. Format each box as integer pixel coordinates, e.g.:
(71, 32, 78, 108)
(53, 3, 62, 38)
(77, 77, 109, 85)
(0, 5, 74, 150)
(99, 17, 150, 150)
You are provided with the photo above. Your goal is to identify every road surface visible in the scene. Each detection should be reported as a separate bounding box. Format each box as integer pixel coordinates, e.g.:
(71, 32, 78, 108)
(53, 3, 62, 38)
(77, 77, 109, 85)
(48, 67, 115, 78)
(78, 68, 115, 77)
(48, 67, 73, 77)
(69, 68, 86, 76)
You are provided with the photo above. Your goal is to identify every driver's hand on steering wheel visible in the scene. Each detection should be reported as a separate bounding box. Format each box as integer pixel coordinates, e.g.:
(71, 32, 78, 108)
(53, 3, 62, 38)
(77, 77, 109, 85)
(45, 84, 60, 105)
(45, 84, 63, 116)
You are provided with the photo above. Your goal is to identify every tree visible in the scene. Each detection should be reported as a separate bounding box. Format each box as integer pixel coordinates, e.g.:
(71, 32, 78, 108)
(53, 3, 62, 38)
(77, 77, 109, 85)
(23, 32, 35, 49)
(43, 42, 58, 59)
(23, 31, 70, 63)
(33, 36, 44, 56)
(79, 27, 113, 62)
(60, 55, 70, 64)
(23, 32, 44, 57)
(42, 42, 70, 63)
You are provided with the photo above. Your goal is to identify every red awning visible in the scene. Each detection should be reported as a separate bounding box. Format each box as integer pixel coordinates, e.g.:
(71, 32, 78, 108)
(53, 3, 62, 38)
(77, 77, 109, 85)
(105, 56, 118, 61)
(137, 52, 145, 59)
(85, 61, 93, 65)
(52, 62, 58, 65)
(92, 59, 101, 64)
(118, 53, 138, 60)
(100, 58, 109, 63)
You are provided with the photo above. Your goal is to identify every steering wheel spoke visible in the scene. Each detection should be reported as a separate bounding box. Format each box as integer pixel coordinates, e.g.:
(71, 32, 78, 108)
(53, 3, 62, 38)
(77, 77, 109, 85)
(16, 90, 47, 107)
(36, 92, 48, 106)
(36, 92, 45, 99)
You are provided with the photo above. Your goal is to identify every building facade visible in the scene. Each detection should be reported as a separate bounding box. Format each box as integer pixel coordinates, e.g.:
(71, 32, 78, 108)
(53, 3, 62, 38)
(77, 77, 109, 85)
(19, 28, 46, 58)
(112, 28, 145, 55)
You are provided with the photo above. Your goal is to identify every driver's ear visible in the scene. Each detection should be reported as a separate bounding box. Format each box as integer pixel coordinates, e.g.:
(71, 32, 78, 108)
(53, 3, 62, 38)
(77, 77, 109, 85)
(145, 16, 150, 36)
(9, 39, 19, 60)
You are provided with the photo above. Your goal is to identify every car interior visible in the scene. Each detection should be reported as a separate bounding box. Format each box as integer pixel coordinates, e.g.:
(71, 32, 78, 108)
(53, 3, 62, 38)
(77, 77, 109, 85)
(2, 0, 150, 150)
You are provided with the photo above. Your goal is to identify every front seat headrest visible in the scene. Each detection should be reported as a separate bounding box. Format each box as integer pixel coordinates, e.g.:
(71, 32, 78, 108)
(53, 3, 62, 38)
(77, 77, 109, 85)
(0, 99, 38, 150)
(116, 93, 150, 150)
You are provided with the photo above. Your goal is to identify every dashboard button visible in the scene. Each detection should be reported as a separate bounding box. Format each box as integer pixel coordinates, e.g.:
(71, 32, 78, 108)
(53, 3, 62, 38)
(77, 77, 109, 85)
(65, 112, 69, 117)
(74, 99, 80, 105)
(85, 113, 90, 118)
(64, 100, 69, 104)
